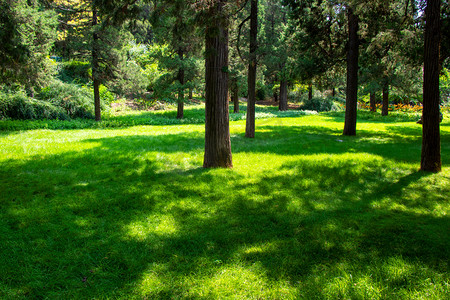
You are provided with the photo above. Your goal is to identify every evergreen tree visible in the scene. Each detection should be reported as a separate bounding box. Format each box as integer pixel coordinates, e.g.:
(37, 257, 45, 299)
(245, 0, 258, 138)
(260, 0, 292, 111)
(0, 0, 58, 94)
(150, 0, 202, 119)
(201, 0, 233, 168)
(51, 0, 140, 121)
(421, 0, 441, 172)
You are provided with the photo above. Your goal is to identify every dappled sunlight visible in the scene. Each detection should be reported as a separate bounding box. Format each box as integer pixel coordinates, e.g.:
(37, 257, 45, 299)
(126, 214, 178, 241)
(1, 112, 449, 298)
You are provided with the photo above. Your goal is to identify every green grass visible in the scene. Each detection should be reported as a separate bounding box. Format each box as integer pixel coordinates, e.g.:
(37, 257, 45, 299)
(1, 105, 449, 299)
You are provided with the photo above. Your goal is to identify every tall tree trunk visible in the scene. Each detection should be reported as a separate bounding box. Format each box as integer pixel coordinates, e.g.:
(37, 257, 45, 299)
(279, 80, 288, 111)
(203, 0, 232, 168)
(421, 0, 441, 172)
(382, 82, 389, 116)
(343, 8, 359, 136)
(189, 88, 193, 100)
(92, 7, 101, 121)
(274, 91, 278, 102)
(245, 0, 258, 138)
(332, 88, 336, 97)
(308, 82, 313, 100)
(370, 92, 376, 112)
(177, 49, 185, 119)
(231, 77, 239, 113)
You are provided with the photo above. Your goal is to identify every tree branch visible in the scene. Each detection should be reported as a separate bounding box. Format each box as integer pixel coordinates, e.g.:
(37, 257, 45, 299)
(237, 15, 251, 63)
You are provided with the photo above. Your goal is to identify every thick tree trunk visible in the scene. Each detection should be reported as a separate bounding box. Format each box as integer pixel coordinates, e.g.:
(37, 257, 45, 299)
(308, 82, 313, 100)
(92, 8, 101, 121)
(370, 92, 376, 112)
(177, 49, 185, 119)
(231, 77, 239, 113)
(382, 82, 389, 116)
(343, 8, 359, 136)
(279, 80, 288, 111)
(245, 0, 258, 138)
(421, 0, 441, 172)
(203, 1, 232, 168)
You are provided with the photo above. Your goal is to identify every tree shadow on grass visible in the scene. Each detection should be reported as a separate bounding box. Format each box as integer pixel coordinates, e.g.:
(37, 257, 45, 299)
(1, 130, 449, 298)
(237, 125, 443, 165)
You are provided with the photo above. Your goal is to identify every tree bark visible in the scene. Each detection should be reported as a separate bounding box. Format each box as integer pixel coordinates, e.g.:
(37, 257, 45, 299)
(370, 92, 376, 112)
(231, 77, 239, 113)
(421, 0, 441, 172)
(382, 82, 389, 116)
(203, 0, 232, 168)
(177, 49, 185, 119)
(92, 7, 101, 121)
(245, 0, 258, 138)
(308, 82, 313, 100)
(343, 8, 359, 136)
(279, 80, 288, 111)
(189, 88, 193, 100)
(332, 88, 336, 97)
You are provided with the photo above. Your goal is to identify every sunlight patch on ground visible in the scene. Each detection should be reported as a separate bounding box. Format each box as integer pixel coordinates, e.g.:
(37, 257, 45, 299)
(125, 214, 178, 241)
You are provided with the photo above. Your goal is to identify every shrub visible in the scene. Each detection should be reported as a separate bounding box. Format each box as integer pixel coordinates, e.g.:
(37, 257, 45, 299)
(38, 81, 97, 119)
(300, 97, 334, 112)
(58, 60, 91, 84)
(99, 84, 115, 105)
(0, 91, 68, 120)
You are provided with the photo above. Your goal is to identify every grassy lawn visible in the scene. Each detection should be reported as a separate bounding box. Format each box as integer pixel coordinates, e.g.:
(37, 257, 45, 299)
(1, 105, 449, 299)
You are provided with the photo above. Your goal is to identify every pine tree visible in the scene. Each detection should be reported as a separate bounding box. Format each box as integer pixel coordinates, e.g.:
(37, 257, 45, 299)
(0, 0, 58, 94)
(421, 0, 441, 172)
(203, 0, 233, 168)
(245, 0, 258, 138)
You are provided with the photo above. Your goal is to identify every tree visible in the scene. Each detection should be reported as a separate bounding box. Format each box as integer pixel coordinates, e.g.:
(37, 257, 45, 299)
(203, 0, 233, 168)
(284, 0, 347, 111)
(421, 0, 441, 172)
(245, 0, 258, 138)
(261, 0, 291, 111)
(0, 0, 57, 94)
(52, 0, 139, 121)
(342, 6, 359, 136)
(150, 0, 201, 119)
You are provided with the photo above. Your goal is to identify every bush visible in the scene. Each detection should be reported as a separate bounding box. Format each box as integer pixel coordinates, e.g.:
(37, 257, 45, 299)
(99, 84, 115, 105)
(0, 91, 68, 120)
(300, 97, 334, 112)
(58, 60, 91, 84)
(256, 82, 271, 100)
(38, 81, 97, 119)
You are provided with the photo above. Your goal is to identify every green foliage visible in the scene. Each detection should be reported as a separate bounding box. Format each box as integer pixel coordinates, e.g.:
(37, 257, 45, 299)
(0, 0, 58, 89)
(256, 81, 271, 100)
(99, 85, 115, 105)
(441, 68, 450, 103)
(0, 91, 68, 120)
(300, 96, 342, 112)
(58, 60, 92, 84)
(38, 81, 98, 119)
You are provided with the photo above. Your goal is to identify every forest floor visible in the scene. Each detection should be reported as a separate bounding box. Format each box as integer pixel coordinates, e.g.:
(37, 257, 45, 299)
(0, 105, 449, 299)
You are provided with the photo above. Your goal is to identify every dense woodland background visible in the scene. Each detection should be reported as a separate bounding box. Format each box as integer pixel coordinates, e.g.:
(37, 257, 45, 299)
(1, 0, 448, 116)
